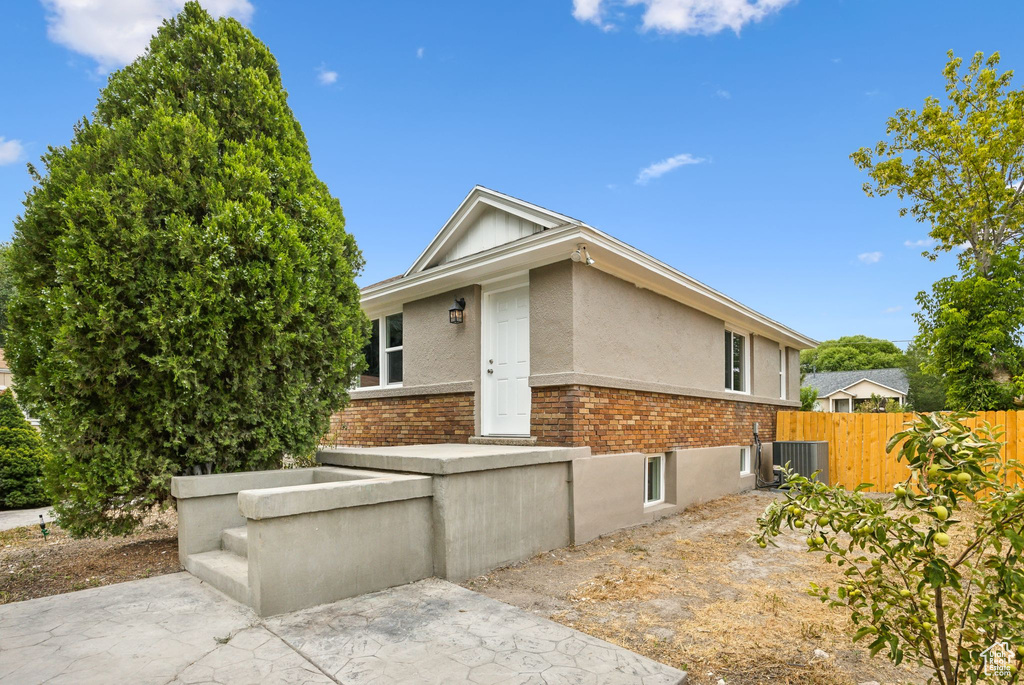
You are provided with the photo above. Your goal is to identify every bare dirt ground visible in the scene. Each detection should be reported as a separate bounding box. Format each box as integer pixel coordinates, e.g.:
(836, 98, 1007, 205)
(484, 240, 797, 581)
(0, 508, 180, 604)
(464, 490, 929, 685)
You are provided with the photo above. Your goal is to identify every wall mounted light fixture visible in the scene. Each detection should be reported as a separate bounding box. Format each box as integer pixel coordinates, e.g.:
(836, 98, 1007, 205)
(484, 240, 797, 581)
(449, 297, 466, 324)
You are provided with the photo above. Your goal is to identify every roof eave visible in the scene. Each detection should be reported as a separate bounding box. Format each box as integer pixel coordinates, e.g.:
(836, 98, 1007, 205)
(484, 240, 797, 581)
(361, 224, 817, 349)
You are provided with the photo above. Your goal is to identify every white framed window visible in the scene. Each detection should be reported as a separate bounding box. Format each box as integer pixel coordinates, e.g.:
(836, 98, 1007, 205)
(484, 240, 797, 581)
(724, 329, 748, 393)
(740, 446, 751, 476)
(384, 313, 403, 384)
(779, 346, 787, 400)
(645, 455, 665, 506)
(354, 312, 403, 389)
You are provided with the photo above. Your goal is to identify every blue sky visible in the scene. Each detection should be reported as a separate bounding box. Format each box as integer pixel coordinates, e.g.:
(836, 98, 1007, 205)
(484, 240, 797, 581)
(1, 1, 1022, 346)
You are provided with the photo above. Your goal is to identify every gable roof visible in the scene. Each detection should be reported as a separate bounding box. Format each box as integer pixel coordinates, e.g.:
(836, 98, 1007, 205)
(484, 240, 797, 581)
(405, 186, 585, 276)
(362, 186, 818, 350)
(803, 368, 909, 397)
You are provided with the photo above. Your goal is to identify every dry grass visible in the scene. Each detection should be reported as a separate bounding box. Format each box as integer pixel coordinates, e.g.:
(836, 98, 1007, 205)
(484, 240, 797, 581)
(1, 507, 180, 604)
(567, 565, 674, 603)
(467, 491, 930, 685)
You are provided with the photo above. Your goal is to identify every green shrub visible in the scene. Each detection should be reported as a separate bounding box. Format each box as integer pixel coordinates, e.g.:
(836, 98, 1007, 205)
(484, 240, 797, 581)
(800, 386, 819, 411)
(6, 2, 366, 536)
(0, 391, 48, 509)
(854, 393, 910, 413)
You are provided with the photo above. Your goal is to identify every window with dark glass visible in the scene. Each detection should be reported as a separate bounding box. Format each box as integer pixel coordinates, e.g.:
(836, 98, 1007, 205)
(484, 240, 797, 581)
(725, 330, 746, 392)
(359, 320, 380, 387)
(645, 455, 664, 505)
(385, 313, 403, 385)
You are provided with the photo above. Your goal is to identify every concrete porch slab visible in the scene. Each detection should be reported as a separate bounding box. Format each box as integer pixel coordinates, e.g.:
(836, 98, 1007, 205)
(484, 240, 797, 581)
(0, 573, 685, 684)
(0, 573, 262, 685)
(266, 577, 686, 684)
(317, 443, 590, 475)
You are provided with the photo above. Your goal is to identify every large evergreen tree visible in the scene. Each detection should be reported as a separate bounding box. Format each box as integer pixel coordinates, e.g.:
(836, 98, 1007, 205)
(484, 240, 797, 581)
(7, 3, 366, 535)
(0, 243, 13, 347)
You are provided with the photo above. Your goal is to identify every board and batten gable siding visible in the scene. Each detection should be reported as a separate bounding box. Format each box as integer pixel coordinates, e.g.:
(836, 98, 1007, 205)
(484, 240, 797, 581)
(437, 206, 546, 266)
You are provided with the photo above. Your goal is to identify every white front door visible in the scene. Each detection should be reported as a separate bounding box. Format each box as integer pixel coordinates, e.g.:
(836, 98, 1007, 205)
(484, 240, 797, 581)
(483, 285, 531, 436)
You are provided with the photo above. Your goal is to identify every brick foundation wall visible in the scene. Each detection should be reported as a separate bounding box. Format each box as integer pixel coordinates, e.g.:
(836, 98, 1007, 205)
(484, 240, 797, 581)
(532, 385, 780, 454)
(323, 392, 475, 447)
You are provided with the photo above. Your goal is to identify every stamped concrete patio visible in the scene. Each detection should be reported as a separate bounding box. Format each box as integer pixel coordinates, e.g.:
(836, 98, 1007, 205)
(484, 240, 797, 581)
(0, 572, 686, 685)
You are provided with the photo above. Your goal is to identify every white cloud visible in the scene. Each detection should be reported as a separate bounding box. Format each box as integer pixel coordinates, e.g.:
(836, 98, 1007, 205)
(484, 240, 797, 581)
(0, 138, 24, 166)
(904, 238, 936, 248)
(858, 251, 883, 264)
(42, 0, 254, 70)
(635, 153, 705, 185)
(316, 64, 338, 86)
(883, 306, 902, 314)
(572, 0, 614, 30)
(573, 0, 796, 35)
(714, 88, 731, 99)
(416, 47, 424, 59)
(864, 89, 881, 97)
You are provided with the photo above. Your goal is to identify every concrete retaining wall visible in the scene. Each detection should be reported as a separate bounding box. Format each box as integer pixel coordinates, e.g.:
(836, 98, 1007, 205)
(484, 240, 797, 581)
(171, 467, 381, 566)
(569, 443, 771, 543)
(318, 444, 583, 583)
(570, 453, 645, 544)
(174, 442, 773, 616)
(243, 475, 434, 616)
(432, 462, 572, 581)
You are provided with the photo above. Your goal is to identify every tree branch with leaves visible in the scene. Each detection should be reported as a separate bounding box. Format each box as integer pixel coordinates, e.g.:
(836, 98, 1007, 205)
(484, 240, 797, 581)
(851, 51, 1024, 278)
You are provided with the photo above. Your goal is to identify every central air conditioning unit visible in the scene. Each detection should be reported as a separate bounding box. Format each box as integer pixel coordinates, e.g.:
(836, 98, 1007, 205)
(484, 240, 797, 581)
(773, 441, 829, 483)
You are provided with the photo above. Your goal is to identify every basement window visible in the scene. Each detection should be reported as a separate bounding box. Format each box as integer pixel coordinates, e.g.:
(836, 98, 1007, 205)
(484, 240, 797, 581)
(740, 446, 751, 476)
(645, 455, 665, 506)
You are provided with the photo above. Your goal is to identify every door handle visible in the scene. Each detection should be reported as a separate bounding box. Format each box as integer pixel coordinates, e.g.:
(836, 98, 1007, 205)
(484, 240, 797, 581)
(487, 369, 494, 374)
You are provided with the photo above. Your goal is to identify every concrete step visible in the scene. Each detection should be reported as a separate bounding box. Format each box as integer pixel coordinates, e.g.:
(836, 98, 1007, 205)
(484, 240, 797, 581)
(221, 526, 248, 558)
(468, 435, 538, 446)
(185, 550, 249, 605)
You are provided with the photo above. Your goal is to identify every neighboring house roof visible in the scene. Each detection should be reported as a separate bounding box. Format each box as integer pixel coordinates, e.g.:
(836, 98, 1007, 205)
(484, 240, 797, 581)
(361, 186, 818, 349)
(803, 368, 910, 398)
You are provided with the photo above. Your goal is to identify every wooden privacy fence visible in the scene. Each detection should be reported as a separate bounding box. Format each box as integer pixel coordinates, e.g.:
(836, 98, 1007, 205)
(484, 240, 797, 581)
(776, 411, 1024, 493)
